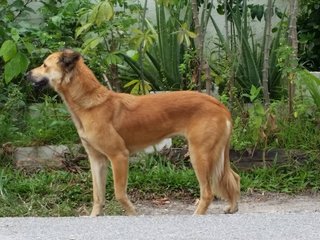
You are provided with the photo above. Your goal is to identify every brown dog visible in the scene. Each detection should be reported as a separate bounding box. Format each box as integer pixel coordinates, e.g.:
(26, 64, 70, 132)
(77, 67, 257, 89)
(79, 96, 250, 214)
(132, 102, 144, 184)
(27, 49, 240, 216)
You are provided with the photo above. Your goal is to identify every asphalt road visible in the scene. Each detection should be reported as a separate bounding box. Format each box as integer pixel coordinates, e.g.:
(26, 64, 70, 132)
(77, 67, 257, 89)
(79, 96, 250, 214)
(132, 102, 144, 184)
(1, 212, 319, 240)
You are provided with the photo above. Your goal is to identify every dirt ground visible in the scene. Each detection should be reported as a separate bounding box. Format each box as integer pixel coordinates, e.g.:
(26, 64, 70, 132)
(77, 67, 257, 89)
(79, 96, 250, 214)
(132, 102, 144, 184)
(135, 192, 320, 215)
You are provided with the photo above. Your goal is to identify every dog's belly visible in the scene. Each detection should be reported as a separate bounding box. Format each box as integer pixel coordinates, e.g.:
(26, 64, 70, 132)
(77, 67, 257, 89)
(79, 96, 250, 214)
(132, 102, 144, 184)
(120, 126, 183, 153)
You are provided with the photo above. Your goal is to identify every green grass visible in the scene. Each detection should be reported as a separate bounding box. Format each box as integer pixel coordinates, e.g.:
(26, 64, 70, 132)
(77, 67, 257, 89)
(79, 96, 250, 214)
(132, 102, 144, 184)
(0, 153, 319, 217)
(240, 157, 320, 193)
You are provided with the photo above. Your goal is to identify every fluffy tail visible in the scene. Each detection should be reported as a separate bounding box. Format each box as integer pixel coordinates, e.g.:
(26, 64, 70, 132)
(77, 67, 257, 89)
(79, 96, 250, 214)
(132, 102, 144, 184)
(212, 122, 240, 213)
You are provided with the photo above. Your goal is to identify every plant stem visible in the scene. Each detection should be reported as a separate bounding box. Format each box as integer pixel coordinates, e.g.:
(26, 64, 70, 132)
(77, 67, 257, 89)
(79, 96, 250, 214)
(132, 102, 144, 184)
(261, 0, 272, 107)
(191, 0, 213, 93)
(288, 0, 298, 116)
(138, 0, 148, 95)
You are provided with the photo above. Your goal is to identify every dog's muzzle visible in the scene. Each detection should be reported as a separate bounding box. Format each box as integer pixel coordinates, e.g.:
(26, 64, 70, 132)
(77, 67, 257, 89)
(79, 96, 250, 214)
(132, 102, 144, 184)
(26, 71, 49, 89)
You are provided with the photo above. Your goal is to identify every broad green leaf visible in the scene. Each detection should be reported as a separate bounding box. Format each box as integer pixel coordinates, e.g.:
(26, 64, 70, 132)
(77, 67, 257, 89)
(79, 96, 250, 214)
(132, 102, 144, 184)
(126, 50, 139, 61)
(4, 52, 29, 83)
(177, 32, 184, 45)
(51, 15, 62, 26)
(24, 42, 35, 54)
(0, 40, 17, 62)
(184, 35, 191, 47)
(124, 79, 139, 88)
(75, 23, 93, 38)
(255, 103, 265, 116)
(82, 37, 103, 52)
(90, 1, 114, 26)
(10, 28, 20, 42)
(186, 31, 197, 38)
(105, 53, 122, 65)
(256, 5, 264, 21)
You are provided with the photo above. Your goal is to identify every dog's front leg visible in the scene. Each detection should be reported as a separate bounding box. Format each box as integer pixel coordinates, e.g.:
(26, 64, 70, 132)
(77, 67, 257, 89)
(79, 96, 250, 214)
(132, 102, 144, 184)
(82, 141, 109, 217)
(109, 152, 137, 216)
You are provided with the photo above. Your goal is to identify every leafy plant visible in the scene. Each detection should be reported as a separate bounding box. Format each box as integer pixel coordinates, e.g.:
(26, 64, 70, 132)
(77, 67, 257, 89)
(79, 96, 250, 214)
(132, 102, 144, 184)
(297, 69, 320, 109)
(119, 1, 197, 92)
(22, 96, 78, 146)
(74, 0, 140, 91)
(212, 0, 286, 101)
(0, 82, 27, 145)
(0, 89, 77, 146)
(0, 0, 35, 84)
(123, 78, 152, 95)
(297, 0, 320, 71)
(232, 86, 267, 151)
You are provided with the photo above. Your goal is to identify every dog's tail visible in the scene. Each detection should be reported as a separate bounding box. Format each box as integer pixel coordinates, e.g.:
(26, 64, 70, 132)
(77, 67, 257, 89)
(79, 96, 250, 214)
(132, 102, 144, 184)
(212, 120, 240, 206)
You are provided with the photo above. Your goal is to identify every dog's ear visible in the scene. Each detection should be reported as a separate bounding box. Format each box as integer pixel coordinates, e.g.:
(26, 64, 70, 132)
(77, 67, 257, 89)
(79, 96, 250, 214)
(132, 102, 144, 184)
(59, 50, 81, 72)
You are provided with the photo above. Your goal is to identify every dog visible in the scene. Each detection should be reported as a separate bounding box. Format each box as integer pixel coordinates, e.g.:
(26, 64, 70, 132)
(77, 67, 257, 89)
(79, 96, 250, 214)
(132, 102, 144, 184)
(27, 49, 240, 216)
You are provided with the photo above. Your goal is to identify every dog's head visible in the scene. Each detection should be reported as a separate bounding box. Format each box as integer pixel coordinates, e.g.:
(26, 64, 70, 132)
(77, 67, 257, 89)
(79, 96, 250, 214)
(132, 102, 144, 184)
(27, 49, 81, 90)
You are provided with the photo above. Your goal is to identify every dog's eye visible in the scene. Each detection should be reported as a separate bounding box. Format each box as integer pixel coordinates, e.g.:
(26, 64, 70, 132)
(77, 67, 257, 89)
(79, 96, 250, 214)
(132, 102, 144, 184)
(43, 64, 47, 68)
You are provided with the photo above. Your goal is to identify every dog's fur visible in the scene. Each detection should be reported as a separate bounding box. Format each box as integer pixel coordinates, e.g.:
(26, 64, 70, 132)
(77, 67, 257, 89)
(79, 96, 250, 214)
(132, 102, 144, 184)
(27, 49, 240, 216)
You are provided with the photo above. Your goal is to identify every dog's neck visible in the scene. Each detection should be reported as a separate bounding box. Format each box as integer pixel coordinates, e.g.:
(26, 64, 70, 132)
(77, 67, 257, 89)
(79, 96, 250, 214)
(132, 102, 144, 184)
(56, 62, 110, 131)
(58, 63, 110, 111)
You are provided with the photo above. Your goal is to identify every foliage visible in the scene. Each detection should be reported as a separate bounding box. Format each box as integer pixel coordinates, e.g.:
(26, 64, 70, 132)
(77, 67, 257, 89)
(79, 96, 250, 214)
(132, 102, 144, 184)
(0, 89, 77, 146)
(0, 40, 29, 84)
(297, 69, 320, 109)
(231, 86, 272, 151)
(23, 96, 78, 145)
(0, 0, 319, 154)
(120, 1, 197, 93)
(74, 0, 140, 91)
(0, 82, 27, 144)
(297, 0, 320, 71)
(212, 0, 286, 100)
(232, 91, 320, 152)
(0, 0, 34, 84)
(0, 0, 96, 102)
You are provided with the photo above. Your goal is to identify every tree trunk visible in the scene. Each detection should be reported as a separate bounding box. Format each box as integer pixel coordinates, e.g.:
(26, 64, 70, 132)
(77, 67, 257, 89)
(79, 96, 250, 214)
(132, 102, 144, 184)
(261, 0, 272, 107)
(191, 0, 213, 93)
(138, 0, 148, 94)
(288, 0, 298, 116)
(191, 0, 202, 91)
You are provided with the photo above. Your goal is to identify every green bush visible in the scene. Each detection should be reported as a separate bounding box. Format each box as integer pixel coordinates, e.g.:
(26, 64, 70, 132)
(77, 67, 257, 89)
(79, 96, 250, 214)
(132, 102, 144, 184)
(298, 0, 320, 71)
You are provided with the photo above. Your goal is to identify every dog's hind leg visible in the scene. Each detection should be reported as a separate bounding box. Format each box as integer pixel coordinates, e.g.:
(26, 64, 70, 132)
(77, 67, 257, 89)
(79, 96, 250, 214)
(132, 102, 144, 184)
(82, 141, 109, 217)
(211, 126, 240, 214)
(215, 145, 240, 214)
(189, 145, 214, 215)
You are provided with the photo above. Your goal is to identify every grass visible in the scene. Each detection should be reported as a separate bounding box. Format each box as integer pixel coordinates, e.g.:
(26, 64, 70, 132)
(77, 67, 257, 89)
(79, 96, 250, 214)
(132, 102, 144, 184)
(0, 153, 319, 217)
(240, 156, 320, 193)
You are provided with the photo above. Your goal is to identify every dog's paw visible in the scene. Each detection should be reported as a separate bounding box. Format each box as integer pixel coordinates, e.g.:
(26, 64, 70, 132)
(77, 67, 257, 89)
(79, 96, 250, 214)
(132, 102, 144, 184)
(224, 205, 238, 214)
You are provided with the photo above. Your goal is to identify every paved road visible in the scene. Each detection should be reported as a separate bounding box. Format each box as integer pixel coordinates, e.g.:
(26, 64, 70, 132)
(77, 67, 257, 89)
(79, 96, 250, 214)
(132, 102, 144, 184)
(0, 212, 319, 240)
